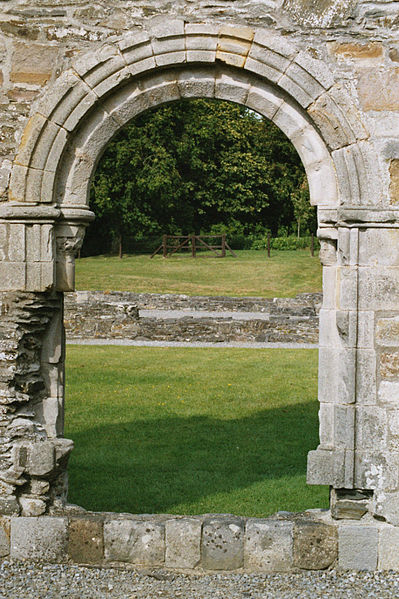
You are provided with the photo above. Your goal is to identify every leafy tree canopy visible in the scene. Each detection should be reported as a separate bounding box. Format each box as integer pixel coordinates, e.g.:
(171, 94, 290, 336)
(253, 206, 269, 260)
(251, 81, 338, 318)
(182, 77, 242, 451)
(87, 99, 315, 254)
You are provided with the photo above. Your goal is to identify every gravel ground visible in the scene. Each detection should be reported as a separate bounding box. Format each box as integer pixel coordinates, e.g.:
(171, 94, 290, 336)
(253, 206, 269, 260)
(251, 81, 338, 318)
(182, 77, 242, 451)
(1, 562, 399, 599)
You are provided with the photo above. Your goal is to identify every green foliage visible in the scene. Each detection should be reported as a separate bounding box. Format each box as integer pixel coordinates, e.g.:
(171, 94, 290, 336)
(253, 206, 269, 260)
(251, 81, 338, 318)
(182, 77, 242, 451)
(65, 346, 328, 516)
(87, 99, 314, 255)
(270, 235, 320, 251)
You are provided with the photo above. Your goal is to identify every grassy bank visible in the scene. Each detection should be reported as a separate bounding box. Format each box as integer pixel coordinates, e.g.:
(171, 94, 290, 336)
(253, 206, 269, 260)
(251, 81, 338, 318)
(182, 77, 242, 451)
(65, 345, 327, 516)
(75, 249, 321, 297)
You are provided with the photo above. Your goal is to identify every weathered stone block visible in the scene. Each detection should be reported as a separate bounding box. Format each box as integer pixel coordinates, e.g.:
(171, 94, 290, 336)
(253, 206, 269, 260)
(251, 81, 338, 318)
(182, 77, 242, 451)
(20, 497, 47, 517)
(165, 518, 201, 569)
(149, 19, 185, 42)
(272, 97, 310, 139)
(293, 520, 337, 570)
(318, 347, 356, 404)
(355, 451, 399, 490)
(333, 142, 382, 206)
(390, 160, 399, 204)
(26, 441, 55, 477)
(10, 42, 58, 85)
(201, 517, 244, 570)
(318, 403, 355, 449)
(104, 519, 165, 565)
(251, 29, 295, 60)
(356, 349, 377, 405)
(0, 517, 10, 557)
(377, 316, 399, 347)
(379, 526, 399, 570)
(73, 44, 124, 87)
(321, 266, 337, 310)
(380, 352, 399, 379)
(291, 127, 330, 174)
(185, 25, 217, 63)
(139, 75, 181, 110)
(358, 68, 399, 111)
(0, 262, 26, 291)
(11, 517, 67, 562)
(245, 84, 283, 121)
(388, 410, 399, 450)
(338, 267, 358, 310)
(358, 267, 399, 311)
(359, 229, 399, 267)
(279, 62, 325, 109)
(0, 497, 19, 516)
(247, 39, 291, 82)
(308, 85, 366, 151)
(215, 71, 250, 105)
(338, 525, 378, 570)
(7, 223, 26, 263)
(244, 519, 293, 572)
(332, 42, 383, 61)
(68, 517, 104, 564)
(379, 381, 399, 405)
(319, 309, 357, 348)
(356, 407, 387, 450)
(374, 490, 399, 526)
(244, 56, 282, 84)
(35, 69, 90, 127)
(26, 263, 41, 291)
(331, 500, 368, 520)
(307, 448, 353, 488)
(357, 312, 375, 349)
(153, 37, 186, 68)
(177, 69, 215, 99)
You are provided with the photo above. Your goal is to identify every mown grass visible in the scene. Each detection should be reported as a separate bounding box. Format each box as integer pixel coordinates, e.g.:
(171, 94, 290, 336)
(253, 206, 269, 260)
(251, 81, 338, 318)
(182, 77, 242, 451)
(65, 345, 328, 516)
(75, 249, 322, 297)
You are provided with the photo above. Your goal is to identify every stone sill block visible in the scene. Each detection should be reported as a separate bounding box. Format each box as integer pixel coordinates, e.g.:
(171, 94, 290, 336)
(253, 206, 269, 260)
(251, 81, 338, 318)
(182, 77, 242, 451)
(2, 510, 398, 572)
(1, 508, 384, 573)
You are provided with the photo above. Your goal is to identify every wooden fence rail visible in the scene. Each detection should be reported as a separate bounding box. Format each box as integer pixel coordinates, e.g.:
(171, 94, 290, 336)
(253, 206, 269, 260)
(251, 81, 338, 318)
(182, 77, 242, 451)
(150, 234, 237, 258)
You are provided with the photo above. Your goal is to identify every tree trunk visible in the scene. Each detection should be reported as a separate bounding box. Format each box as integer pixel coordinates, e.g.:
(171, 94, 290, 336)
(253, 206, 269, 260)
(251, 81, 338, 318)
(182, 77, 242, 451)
(297, 218, 300, 239)
(118, 233, 123, 259)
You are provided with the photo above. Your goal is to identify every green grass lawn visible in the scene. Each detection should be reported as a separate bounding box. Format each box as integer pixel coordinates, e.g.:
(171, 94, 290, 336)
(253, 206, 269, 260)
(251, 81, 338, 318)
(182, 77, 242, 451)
(75, 249, 322, 297)
(65, 345, 328, 516)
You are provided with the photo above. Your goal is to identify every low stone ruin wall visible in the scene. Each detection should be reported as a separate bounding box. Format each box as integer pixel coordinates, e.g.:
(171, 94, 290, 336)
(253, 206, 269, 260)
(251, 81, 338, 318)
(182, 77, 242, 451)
(64, 291, 321, 344)
(0, 509, 397, 571)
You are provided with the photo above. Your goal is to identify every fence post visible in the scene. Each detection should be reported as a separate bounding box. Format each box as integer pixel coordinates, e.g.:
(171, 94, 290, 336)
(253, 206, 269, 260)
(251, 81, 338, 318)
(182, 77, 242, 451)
(221, 233, 226, 257)
(191, 235, 196, 258)
(162, 234, 167, 258)
(267, 232, 271, 258)
(311, 233, 314, 257)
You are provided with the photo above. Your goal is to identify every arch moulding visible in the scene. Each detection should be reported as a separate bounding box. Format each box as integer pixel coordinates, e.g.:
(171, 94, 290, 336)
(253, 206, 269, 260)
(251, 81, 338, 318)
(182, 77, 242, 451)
(1, 21, 399, 571)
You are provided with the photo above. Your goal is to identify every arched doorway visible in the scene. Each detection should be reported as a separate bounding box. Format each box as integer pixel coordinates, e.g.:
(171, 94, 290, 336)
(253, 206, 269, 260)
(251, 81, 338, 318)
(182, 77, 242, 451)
(0, 22, 381, 521)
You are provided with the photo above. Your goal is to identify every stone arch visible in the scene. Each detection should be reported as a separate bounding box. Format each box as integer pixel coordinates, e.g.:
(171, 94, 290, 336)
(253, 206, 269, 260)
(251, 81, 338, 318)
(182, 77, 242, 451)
(4, 21, 380, 295)
(1, 21, 392, 537)
(56, 65, 336, 212)
(8, 20, 376, 218)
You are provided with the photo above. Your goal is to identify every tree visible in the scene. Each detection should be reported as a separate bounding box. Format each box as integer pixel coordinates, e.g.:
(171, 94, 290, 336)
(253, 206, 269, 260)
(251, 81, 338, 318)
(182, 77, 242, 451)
(87, 99, 312, 255)
(291, 177, 313, 238)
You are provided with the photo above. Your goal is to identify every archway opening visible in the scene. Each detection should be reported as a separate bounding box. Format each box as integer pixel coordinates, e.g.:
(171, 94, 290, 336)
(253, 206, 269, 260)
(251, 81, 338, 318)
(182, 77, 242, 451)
(64, 96, 327, 516)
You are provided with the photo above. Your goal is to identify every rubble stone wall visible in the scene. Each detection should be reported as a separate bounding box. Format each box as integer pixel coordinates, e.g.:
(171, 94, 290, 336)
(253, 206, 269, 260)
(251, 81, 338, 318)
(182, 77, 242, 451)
(63, 291, 321, 344)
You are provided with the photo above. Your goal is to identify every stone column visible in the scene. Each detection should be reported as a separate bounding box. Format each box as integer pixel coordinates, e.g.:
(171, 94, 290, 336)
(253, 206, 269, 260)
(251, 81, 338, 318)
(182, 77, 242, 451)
(0, 205, 93, 516)
(308, 208, 399, 523)
(308, 223, 357, 493)
(356, 224, 399, 525)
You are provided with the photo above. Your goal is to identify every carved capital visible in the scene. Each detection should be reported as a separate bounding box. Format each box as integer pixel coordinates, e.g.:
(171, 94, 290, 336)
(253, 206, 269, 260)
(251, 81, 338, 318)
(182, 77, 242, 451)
(318, 228, 338, 266)
(55, 224, 86, 292)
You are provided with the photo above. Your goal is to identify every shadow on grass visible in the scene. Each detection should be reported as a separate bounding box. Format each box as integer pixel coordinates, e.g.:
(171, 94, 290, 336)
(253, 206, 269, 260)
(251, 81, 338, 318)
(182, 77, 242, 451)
(67, 400, 326, 516)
